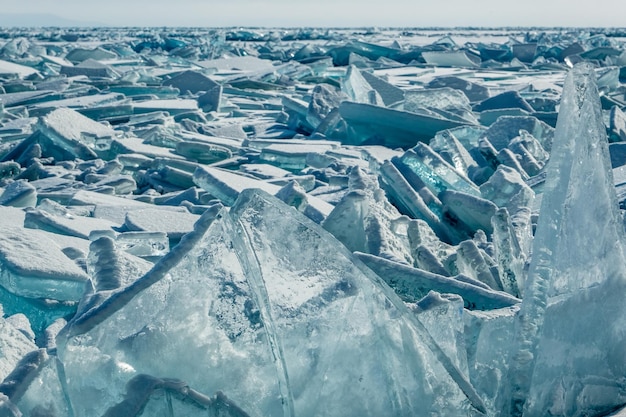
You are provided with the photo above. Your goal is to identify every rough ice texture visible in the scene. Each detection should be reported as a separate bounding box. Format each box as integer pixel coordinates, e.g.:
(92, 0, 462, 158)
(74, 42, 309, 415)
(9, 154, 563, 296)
(0, 227, 88, 301)
(504, 63, 626, 417)
(0, 312, 37, 382)
(58, 190, 482, 417)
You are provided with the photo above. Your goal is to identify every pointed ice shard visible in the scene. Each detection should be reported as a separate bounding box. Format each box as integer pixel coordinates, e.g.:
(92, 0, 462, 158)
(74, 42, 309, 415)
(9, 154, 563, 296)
(503, 63, 626, 416)
(323, 167, 413, 264)
(357, 252, 519, 310)
(58, 190, 485, 417)
(340, 65, 384, 105)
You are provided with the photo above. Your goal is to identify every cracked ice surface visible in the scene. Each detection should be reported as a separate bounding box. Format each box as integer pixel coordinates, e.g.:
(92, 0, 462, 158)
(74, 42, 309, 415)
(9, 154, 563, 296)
(1, 27, 626, 416)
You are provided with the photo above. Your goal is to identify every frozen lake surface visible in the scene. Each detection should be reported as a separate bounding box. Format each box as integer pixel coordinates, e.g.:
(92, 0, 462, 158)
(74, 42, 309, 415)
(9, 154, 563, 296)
(1, 26, 626, 416)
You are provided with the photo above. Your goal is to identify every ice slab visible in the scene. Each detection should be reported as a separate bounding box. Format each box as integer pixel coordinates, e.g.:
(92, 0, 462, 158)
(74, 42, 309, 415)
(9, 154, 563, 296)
(36, 107, 117, 160)
(356, 252, 519, 310)
(196, 56, 276, 74)
(162, 70, 221, 94)
(65, 47, 117, 64)
(427, 76, 490, 103)
(0, 310, 37, 382)
(396, 143, 481, 198)
(322, 167, 413, 264)
(60, 59, 119, 79)
(0, 59, 39, 78)
(422, 51, 481, 68)
(0, 180, 37, 207)
(24, 207, 120, 239)
(70, 190, 189, 224)
(473, 90, 534, 113)
(404, 87, 477, 124)
(124, 208, 200, 241)
(339, 101, 468, 148)
(193, 165, 334, 222)
(0, 226, 88, 301)
(483, 115, 554, 152)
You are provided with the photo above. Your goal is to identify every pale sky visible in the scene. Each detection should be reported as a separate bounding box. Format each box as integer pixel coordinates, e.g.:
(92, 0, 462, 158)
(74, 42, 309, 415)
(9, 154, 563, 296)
(3, 0, 625, 28)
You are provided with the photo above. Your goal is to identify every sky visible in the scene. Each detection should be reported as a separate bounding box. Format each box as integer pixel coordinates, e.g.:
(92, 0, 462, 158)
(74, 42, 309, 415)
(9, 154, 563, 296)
(2, 0, 626, 28)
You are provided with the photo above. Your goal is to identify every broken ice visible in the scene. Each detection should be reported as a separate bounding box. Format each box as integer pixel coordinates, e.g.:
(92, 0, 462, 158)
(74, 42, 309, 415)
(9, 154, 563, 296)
(2, 26, 626, 417)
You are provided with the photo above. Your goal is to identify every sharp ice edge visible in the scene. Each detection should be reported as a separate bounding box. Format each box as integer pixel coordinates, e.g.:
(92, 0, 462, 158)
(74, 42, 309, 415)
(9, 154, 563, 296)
(502, 63, 626, 416)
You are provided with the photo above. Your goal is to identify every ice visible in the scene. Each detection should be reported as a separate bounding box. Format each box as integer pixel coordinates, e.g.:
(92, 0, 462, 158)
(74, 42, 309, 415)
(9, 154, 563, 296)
(341, 65, 384, 105)
(483, 115, 554, 152)
(60, 59, 119, 78)
(357, 252, 519, 310)
(57, 191, 481, 416)
(422, 51, 481, 68)
(3, 27, 626, 417)
(36, 107, 117, 159)
(0, 307, 37, 382)
(0, 59, 39, 78)
(473, 91, 534, 113)
(323, 166, 413, 264)
(102, 374, 251, 416)
(339, 101, 467, 147)
(503, 63, 626, 416)
(405, 87, 477, 124)
(114, 232, 170, 258)
(0, 180, 36, 207)
(427, 76, 490, 103)
(124, 207, 200, 241)
(0, 226, 88, 301)
(396, 143, 482, 198)
(609, 105, 626, 142)
(24, 207, 120, 239)
(193, 165, 334, 222)
(440, 190, 497, 235)
(0, 349, 71, 417)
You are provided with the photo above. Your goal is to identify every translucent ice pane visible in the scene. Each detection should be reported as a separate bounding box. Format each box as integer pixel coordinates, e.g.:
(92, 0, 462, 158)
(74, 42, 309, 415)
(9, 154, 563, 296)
(504, 63, 626, 416)
(59, 190, 485, 417)
(229, 189, 483, 415)
(59, 205, 286, 417)
(398, 143, 481, 198)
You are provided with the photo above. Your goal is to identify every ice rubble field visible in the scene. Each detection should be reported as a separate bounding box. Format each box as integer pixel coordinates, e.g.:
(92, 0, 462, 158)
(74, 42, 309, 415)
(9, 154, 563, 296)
(1, 27, 626, 417)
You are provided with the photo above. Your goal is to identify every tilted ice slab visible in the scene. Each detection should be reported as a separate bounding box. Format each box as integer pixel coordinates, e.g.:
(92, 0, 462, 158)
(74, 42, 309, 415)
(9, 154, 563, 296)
(502, 63, 626, 416)
(58, 190, 485, 417)
(0, 227, 88, 302)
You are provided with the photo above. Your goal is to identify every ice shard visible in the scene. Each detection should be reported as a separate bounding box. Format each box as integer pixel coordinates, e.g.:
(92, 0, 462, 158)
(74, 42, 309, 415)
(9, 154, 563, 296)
(58, 190, 485, 417)
(502, 63, 626, 416)
(322, 166, 413, 264)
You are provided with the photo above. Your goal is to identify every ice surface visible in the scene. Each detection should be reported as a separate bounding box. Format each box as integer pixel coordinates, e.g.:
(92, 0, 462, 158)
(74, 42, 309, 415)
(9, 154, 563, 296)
(0, 309, 37, 382)
(0, 226, 88, 301)
(3, 27, 626, 417)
